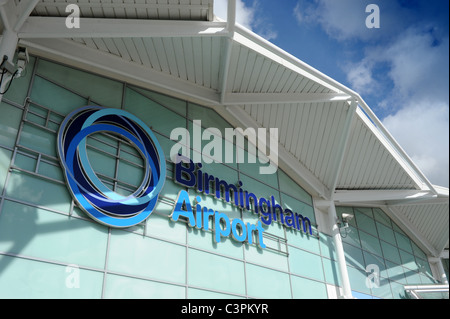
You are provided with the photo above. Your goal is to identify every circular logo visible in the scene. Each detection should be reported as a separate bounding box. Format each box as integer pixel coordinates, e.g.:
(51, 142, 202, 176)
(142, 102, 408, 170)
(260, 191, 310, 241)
(57, 106, 166, 228)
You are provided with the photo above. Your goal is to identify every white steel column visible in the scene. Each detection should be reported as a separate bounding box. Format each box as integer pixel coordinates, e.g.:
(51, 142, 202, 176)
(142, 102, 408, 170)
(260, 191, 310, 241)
(219, 0, 236, 105)
(429, 257, 449, 284)
(328, 202, 353, 298)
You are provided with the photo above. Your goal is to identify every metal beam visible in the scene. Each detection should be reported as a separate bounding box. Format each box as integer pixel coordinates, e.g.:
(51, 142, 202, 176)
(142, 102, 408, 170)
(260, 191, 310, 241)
(328, 99, 357, 197)
(21, 38, 221, 105)
(334, 189, 437, 204)
(14, 0, 40, 32)
(223, 92, 351, 105)
(219, 0, 236, 105)
(18, 17, 229, 39)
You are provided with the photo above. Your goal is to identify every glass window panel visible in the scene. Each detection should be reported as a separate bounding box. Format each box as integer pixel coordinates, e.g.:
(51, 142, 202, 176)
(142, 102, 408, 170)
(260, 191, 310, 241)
(322, 257, 341, 286)
(341, 225, 361, 248)
(411, 242, 427, 260)
(384, 260, 407, 284)
(392, 222, 406, 236)
(188, 248, 245, 296)
(245, 263, 291, 299)
(419, 273, 437, 285)
(188, 102, 231, 134)
(371, 277, 394, 299)
(188, 287, 244, 299)
(38, 161, 64, 182)
(86, 145, 116, 180)
(354, 207, 373, 218)
(154, 132, 177, 162)
(394, 232, 413, 253)
(0, 200, 108, 268)
(281, 193, 315, 224)
(404, 269, 422, 285)
(376, 221, 396, 244)
(146, 204, 187, 245)
(286, 227, 321, 254)
(129, 85, 186, 116)
(373, 208, 392, 228)
(13, 152, 37, 172)
(25, 111, 46, 127)
(0, 256, 103, 298)
(117, 160, 144, 189)
(0, 102, 23, 148)
(30, 76, 87, 115)
(347, 266, 372, 296)
(0, 148, 12, 194)
(5, 171, 72, 213)
(289, 246, 324, 281)
(343, 243, 365, 270)
(291, 276, 327, 299)
(355, 210, 377, 236)
(245, 245, 289, 272)
(160, 177, 183, 201)
(278, 169, 312, 205)
(381, 241, 401, 264)
(238, 149, 278, 188)
(37, 59, 123, 108)
(399, 250, 419, 271)
(18, 123, 56, 157)
(104, 274, 185, 299)
(415, 257, 433, 278)
(390, 280, 408, 299)
(363, 251, 386, 277)
(108, 230, 186, 285)
(188, 226, 244, 260)
(319, 233, 337, 261)
(359, 231, 383, 257)
(123, 88, 186, 137)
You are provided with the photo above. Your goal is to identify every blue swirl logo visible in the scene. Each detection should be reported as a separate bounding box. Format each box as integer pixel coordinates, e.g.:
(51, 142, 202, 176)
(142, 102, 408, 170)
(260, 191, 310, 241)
(57, 106, 166, 228)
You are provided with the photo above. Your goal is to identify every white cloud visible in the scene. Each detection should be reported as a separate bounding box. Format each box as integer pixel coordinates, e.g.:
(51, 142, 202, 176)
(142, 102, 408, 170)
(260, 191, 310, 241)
(383, 101, 449, 187)
(293, 0, 412, 42)
(375, 31, 449, 187)
(345, 59, 377, 95)
(334, 18, 449, 187)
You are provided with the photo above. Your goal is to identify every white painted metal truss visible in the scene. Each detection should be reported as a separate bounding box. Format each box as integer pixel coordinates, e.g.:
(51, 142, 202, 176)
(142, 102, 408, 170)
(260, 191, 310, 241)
(1, 0, 448, 258)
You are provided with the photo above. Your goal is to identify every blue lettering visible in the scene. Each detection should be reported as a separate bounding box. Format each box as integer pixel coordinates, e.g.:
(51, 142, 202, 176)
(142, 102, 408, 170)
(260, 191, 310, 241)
(171, 190, 196, 227)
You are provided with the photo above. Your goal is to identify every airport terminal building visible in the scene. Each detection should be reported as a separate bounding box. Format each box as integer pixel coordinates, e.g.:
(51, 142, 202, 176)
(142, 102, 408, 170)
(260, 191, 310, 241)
(0, 1, 448, 299)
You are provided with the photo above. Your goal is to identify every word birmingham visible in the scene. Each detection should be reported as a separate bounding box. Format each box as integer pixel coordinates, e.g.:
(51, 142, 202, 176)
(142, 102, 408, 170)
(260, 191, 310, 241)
(170, 120, 278, 175)
(169, 155, 314, 249)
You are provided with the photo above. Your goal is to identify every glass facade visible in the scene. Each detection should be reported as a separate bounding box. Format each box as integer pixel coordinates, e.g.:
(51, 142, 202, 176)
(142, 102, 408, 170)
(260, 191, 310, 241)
(336, 207, 437, 299)
(0, 57, 437, 299)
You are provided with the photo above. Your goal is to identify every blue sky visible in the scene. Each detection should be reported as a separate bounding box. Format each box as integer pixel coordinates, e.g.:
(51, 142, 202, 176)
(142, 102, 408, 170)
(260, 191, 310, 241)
(214, 0, 449, 187)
